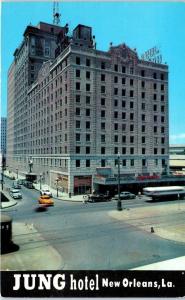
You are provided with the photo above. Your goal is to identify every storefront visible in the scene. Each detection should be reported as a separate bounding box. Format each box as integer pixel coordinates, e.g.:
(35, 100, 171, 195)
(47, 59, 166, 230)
(74, 176, 92, 195)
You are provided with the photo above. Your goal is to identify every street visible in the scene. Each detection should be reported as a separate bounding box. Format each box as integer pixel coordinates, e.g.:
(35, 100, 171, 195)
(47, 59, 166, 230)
(2, 177, 185, 270)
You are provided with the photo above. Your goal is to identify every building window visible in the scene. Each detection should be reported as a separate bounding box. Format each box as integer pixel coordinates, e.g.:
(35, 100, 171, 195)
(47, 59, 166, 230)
(141, 70, 145, 77)
(122, 77, 126, 84)
(76, 57, 80, 65)
(114, 99, 118, 107)
(114, 111, 118, 118)
(101, 86, 106, 93)
(76, 95, 80, 103)
(76, 160, 80, 167)
(101, 159, 106, 167)
(153, 83, 157, 90)
(122, 89, 126, 96)
(142, 159, 146, 166)
(153, 94, 157, 101)
(141, 92, 145, 99)
(130, 148, 134, 154)
(101, 98, 105, 106)
(114, 135, 118, 142)
(153, 72, 157, 79)
(114, 64, 118, 72)
(76, 120, 80, 128)
(86, 146, 90, 154)
(86, 58, 91, 66)
(76, 82, 80, 90)
(114, 123, 118, 130)
(76, 146, 81, 154)
(86, 121, 90, 129)
(86, 96, 90, 104)
(86, 83, 90, 92)
(154, 115, 157, 122)
(114, 76, 118, 83)
(101, 62, 105, 69)
(130, 159, 134, 166)
(76, 107, 80, 116)
(142, 136, 146, 143)
(130, 102, 134, 109)
(122, 136, 126, 143)
(122, 66, 126, 73)
(122, 112, 126, 120)
(130, 136, 134, 143)
(141, 81, 145, 88)
(161, 116, 165, 123)
(153, 104, 157, 111)
(122, 100, 126, 108)
(101, 135, 105, 143)
(154, 126, 157, 133)
(130, 113, 134, 121)
(154, 148, 158, 155)
(130, 124, 134, 131)
(130, 79, 134, 86)
(141, 103, 145, 110)
(76, 69, 80, 77)
(86, 134, 90, 142)
(122, 147, 126, 154)
(114, 88, 118, 95)
(114, 147, 118, 154)
(161, 73, 164, 80)
(101, 122, 105, 130)
(101, 74, 105, 81)
(101, 147, 105, 154)
(86, 71, 90, 79)
(86, 109, 90, 116)
(130, 90, 134, 98)
(142, 148, 145, 154)
(122, 159, 126, 166)
(142, 125, 145, 132)
(76, 133, 80, 141)
(101, 110, 105, 118)
(161, 95, 165, 101)
(86, 160, 90, 167)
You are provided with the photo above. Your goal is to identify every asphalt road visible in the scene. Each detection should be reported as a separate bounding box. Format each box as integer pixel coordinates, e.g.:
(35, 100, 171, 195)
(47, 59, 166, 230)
(3, 178, 185, 270)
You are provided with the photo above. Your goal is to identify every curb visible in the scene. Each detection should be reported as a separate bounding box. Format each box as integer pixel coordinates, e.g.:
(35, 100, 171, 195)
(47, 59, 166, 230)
(1, 200, 17, 209)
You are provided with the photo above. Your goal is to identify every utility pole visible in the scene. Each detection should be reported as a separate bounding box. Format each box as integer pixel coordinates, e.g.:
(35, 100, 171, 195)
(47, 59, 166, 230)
(1, 154, 6, 191)
(117, 153, 122, 211)
(53, 0, 61, 25)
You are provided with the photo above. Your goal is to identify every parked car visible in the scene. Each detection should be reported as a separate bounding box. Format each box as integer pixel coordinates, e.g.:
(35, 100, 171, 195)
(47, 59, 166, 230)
(10, 189, 22, 199)
(12, 181, 21, 189)
(17, 179, 25, 185)
(112, 192, 136, 200)
(40, 189, 52, 197)
(88, 194, 111, 202)
(23, 181, 34, 189)
(38, 195, 54, 206)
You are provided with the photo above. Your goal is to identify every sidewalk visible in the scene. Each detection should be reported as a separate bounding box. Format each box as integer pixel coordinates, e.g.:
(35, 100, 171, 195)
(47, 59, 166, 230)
(109, 201, 185, 243)
(1, 222, 63, 271)
(34, 182, 84, 202)
(0, 188, 17, 209)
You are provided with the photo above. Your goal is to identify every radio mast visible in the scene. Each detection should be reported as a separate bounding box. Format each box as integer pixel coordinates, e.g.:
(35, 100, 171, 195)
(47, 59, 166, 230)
(53, 0, 61, 25)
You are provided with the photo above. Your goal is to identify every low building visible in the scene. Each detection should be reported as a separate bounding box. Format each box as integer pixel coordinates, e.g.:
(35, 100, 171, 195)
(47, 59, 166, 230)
(169, 144, 185, 173)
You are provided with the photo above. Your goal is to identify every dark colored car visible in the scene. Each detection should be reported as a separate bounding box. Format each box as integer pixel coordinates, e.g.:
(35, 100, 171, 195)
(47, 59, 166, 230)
(23, 181, 34, 189)
(88, 194, 111, 202)
(112, 192, 136, 200)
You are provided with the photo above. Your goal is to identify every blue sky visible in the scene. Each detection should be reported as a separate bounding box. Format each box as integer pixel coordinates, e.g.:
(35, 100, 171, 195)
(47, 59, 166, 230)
(1, 1, 185, 144)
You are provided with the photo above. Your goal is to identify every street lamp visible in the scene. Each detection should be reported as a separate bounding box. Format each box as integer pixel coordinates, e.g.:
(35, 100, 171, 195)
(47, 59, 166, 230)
(117, 152, 122, 211)
(16, 168, 18, 179)
(56, 178, 59, 197)
(39, 174, 42, 191)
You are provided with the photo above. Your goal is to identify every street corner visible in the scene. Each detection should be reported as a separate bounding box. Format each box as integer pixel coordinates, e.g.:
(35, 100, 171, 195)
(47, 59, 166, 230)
(1, 222, 64, 271)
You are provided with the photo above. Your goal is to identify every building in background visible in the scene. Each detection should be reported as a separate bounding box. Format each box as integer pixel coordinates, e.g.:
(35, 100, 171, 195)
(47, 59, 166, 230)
(169, 145, 185, 173)
(7, 21, 169, 195)
(1, 117, 7, 155)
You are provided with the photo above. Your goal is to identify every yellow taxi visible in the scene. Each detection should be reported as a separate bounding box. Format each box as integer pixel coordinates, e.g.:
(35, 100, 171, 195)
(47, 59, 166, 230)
(38, 195, 54, 206)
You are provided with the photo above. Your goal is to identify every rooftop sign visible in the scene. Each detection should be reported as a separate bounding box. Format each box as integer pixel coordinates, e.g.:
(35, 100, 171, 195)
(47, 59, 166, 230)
(141, 46, 162, 64)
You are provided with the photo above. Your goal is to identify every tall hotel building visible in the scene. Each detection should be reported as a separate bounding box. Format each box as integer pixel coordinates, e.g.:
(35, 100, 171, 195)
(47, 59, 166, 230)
(7, 22, 169, 194)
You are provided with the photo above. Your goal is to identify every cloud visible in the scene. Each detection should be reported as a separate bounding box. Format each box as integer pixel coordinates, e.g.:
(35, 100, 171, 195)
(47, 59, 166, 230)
(170, 133, 185, 141)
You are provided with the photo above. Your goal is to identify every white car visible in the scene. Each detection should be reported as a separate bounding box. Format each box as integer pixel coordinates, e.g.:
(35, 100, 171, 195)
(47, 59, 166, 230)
(10, 189, 22, 199)
(40, 189, 52, 197)
(112, 192, 136, 200)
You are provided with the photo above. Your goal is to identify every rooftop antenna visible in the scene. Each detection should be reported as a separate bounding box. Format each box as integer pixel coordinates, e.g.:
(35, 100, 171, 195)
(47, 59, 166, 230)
(53, 0, 61, 25)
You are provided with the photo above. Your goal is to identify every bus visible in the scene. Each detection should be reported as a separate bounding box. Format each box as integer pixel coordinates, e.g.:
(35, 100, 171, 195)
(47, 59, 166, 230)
(143, 186, 185, 201)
